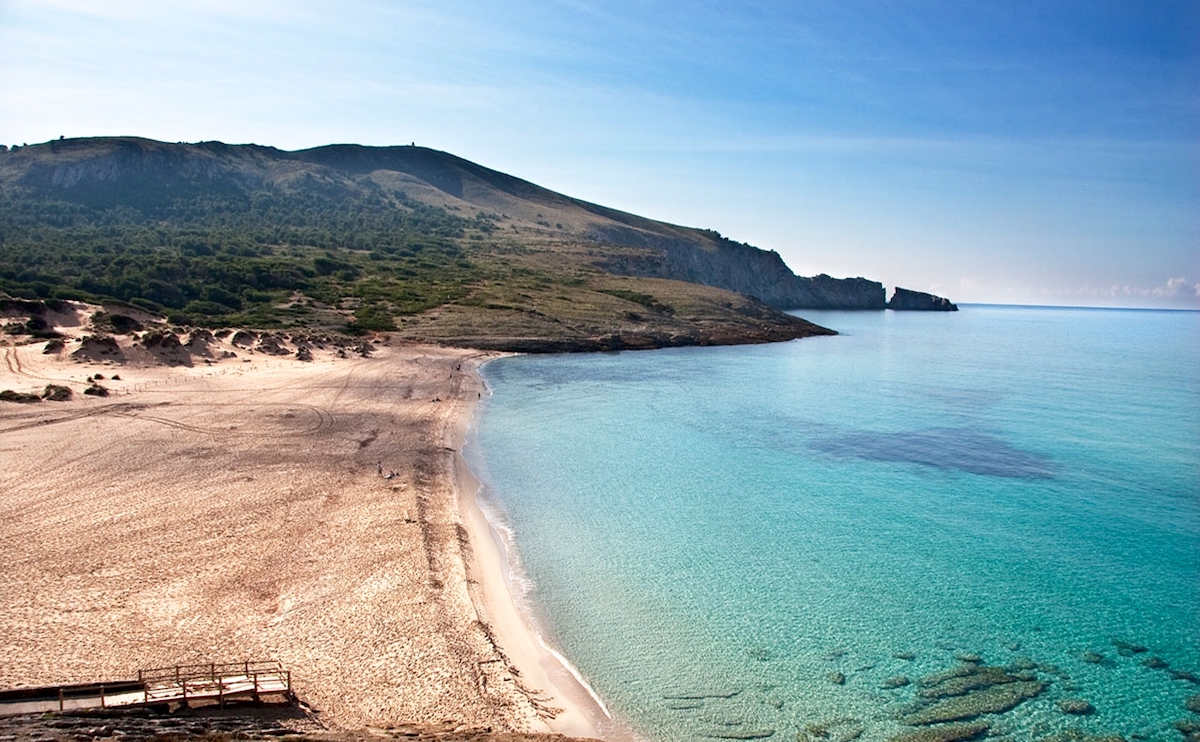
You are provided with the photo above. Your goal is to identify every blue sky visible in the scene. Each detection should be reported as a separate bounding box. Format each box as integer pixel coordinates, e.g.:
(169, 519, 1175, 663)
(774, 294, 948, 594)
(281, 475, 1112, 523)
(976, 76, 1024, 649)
(2, 0, 1197, 307)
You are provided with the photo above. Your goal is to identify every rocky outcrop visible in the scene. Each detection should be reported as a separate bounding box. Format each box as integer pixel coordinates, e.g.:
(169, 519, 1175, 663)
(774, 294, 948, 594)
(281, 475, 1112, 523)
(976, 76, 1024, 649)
(889, 288, 958, 311)
(887, 723, 990, 742)
(587, 225, 887, 309)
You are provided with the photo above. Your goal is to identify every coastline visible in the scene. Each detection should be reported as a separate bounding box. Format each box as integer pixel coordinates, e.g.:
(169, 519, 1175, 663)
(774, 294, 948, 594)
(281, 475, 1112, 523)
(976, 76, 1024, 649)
(0, 325, 604, 739)
(451, 356, 617, 741)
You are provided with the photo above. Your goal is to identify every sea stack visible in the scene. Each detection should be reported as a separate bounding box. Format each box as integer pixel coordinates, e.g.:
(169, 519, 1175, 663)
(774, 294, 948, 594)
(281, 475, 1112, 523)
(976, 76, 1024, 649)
(888, 287, 958, 311)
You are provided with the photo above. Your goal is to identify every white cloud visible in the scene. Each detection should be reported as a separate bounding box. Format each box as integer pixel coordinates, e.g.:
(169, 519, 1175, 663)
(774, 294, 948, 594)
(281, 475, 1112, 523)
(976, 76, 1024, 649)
(1153, 276, 1189, 297)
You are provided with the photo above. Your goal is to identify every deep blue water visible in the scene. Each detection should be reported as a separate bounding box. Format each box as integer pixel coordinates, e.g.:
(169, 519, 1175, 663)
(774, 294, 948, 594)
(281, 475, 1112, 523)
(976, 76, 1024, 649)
(466, 306, 1200, 742)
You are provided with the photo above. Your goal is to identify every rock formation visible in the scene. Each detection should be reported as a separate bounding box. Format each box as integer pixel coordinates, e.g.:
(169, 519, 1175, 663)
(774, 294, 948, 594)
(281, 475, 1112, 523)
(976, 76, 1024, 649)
(889, 288, 958, 311)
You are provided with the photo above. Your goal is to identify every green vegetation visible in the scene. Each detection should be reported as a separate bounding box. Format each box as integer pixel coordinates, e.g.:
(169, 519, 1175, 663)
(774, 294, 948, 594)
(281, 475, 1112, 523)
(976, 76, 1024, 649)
(0, 389, 42, 403)
(598, 288, 675, 315)
(0, 180, 481, 329)
(42, 384, 72, 401)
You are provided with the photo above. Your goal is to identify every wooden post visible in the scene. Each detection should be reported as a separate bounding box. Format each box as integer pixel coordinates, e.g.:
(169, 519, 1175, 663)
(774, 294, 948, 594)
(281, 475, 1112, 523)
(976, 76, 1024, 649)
(100, 685, 105, 709)
(58, 687, 63, 711)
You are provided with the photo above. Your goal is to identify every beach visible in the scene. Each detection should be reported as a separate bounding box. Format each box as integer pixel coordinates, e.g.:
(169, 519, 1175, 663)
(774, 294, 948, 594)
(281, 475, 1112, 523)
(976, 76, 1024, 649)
(0, 328, 602, 739)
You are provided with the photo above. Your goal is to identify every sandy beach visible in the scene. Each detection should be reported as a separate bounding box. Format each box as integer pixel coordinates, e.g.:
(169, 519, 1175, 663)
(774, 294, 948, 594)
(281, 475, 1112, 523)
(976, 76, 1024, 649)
(0, 319, 604, 739)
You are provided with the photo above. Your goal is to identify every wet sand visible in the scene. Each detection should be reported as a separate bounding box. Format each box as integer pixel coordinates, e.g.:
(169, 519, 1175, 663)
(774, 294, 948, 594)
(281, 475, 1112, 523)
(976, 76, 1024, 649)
(0, 335, 603, 738)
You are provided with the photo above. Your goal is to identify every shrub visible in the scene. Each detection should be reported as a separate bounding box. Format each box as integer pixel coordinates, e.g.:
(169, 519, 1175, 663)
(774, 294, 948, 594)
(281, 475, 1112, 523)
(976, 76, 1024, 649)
(42, 384, 72, 401)
(1, 389, 41, 403)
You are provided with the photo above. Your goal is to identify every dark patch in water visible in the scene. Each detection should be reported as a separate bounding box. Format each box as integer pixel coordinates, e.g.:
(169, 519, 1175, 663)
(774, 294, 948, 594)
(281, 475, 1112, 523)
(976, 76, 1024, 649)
(811, 427, 1056, 479)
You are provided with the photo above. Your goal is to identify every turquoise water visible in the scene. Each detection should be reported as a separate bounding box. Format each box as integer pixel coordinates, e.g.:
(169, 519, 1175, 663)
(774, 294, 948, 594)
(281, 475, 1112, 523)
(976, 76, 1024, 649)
(467, 306, 1200, 742)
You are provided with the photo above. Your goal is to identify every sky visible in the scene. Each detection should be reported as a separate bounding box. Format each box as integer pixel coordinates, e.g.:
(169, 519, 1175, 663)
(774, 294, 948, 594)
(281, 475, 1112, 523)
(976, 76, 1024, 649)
(1, 0, 1198, 308)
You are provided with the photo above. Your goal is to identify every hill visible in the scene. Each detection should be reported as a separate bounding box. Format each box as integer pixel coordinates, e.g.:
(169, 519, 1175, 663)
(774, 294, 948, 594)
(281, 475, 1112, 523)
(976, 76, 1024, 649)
(0, 137, 946, 350)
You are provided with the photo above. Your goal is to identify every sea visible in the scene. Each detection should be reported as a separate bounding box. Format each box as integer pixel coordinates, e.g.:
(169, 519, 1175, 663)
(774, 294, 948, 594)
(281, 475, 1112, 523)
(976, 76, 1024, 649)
(464, 305, 1200, 742)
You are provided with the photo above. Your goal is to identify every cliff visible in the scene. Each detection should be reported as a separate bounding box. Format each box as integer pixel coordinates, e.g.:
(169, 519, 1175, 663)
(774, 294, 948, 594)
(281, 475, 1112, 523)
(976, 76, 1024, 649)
(888, 288, 959, 311)
(585, 223, 886, 309)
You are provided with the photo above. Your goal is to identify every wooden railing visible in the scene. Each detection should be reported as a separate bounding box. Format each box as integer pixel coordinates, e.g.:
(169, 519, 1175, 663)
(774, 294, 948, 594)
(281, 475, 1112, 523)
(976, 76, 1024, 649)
(136, 661, 292, 706)
(0, 660, 293, 716)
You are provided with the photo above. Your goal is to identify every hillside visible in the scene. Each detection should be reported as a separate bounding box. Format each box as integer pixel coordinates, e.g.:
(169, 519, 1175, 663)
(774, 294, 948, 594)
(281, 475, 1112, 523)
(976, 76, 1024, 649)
(0, 137, 945, 350)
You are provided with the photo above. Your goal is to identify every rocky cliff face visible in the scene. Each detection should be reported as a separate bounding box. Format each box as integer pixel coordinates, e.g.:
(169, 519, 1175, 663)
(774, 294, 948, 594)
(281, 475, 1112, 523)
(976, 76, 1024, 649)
(888, 288, 959, 311)
(586, 224, 887, 309)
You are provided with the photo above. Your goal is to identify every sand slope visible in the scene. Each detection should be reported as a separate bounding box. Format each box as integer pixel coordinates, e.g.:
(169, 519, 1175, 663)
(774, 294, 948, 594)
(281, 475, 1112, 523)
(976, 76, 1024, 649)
(0, 336, 579, 734)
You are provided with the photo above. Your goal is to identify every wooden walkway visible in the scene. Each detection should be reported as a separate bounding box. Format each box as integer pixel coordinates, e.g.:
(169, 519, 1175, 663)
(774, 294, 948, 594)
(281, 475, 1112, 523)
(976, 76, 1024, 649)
(0, 661, 293, 717)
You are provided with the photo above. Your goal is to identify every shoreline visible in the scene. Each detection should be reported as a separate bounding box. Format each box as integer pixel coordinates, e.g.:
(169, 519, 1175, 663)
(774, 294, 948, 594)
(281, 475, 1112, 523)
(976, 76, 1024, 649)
(450, 356, 621, 741)
(0, 320, 604, 737)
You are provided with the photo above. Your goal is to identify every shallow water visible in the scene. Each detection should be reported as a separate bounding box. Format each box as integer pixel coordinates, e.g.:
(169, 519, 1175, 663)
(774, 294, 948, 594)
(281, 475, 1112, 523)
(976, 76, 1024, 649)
(467, 306, 1200, 742)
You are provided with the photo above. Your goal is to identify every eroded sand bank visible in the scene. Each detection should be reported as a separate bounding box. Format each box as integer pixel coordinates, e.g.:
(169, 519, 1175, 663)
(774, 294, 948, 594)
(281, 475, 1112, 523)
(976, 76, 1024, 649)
(0, 336, 602, 738)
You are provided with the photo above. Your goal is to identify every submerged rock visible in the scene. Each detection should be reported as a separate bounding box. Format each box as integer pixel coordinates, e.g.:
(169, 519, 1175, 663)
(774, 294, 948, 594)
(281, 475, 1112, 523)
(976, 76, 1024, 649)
(799, 717, 863, 742)
(827, 672, 846, 685)
(1040, 732, 1128, 742)
(884, 676, 912, 689)
(1176, 718, 1200, 742)
(1081, 651, 1106, 665)
(1186, 694, 1200, 713)
(918, 665, 1020, 700)
(1142, 656, 1169, 669)
(1057, 699, 1096, 715)
(703, 729, 775, 739)
(663, 690, 741, 700)
(887, 722, 989, 742)
(1171, 670, 1200, 685)
(1009, 657, 1037, 671)
(894, 652, 917, 661)
(903, 680, 1045, 725)
(1111, 639, 1148, 656)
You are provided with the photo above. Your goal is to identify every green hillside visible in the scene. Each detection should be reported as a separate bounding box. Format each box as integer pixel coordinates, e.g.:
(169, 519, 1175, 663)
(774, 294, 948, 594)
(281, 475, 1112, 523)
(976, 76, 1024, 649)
(0, 137, 846, 349)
